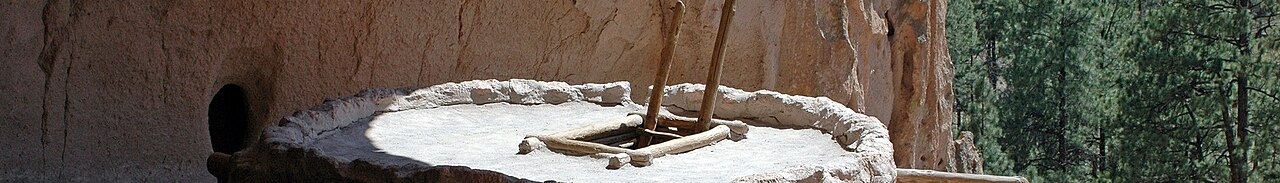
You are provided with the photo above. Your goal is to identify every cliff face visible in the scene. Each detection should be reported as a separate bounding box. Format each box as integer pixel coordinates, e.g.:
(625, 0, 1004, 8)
(0, 0, 954, 181)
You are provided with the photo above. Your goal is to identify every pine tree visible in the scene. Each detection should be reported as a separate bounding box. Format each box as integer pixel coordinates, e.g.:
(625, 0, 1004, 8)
(946, 0, 1280, 182)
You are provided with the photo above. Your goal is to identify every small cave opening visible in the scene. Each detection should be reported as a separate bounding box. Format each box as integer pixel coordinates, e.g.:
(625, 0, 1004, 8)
(208, 84, 250, 154)
(883, 13, 895, 37)
(207, 84, 250, 181)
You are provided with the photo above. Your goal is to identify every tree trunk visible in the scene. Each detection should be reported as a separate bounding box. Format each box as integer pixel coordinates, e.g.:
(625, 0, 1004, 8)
(1222, 82, 1241, 183)
(1232, 0, 1252, 181)
(1094, 121, 1107, 178)
(1234, 73, 1250, 183)
(1056, 66, 1068, 169)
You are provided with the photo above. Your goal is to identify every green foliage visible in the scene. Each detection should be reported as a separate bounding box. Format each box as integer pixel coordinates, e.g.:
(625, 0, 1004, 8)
(947, 0, 1279, 182)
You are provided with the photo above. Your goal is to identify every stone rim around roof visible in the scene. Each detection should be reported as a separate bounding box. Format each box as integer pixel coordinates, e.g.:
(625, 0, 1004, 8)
(245, 79, 895, 182)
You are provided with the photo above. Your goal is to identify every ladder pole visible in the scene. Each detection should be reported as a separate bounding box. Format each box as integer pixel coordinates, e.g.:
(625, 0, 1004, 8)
(697, 0, 736, 131)
(637, 1, 685, 148)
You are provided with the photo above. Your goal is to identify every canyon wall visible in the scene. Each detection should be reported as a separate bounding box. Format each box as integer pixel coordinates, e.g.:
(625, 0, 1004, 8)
(0, 0, 954, 181)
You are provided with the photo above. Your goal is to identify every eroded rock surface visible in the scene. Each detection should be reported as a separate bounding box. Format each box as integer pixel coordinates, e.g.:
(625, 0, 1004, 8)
(2, 0, 955, 181)
(953, 131, 984, 174)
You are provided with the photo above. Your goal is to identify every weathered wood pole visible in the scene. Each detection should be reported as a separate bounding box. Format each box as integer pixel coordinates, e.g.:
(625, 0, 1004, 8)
(896, 169, 1029, 183)
(636, 1, 685, 148)
(697, 0, 735, 131)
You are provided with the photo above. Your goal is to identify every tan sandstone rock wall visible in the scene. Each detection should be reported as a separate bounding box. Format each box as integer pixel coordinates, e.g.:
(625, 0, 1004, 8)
(0, 0, 955, 181)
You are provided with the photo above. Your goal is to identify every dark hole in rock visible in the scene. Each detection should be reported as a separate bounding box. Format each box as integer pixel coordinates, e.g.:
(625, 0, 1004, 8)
(207, 84, 250, 181)
(208, 84, 250, 154)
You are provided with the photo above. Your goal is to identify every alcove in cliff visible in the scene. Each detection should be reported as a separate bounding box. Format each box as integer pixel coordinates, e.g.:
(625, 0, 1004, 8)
(208, 84, 250, 154)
